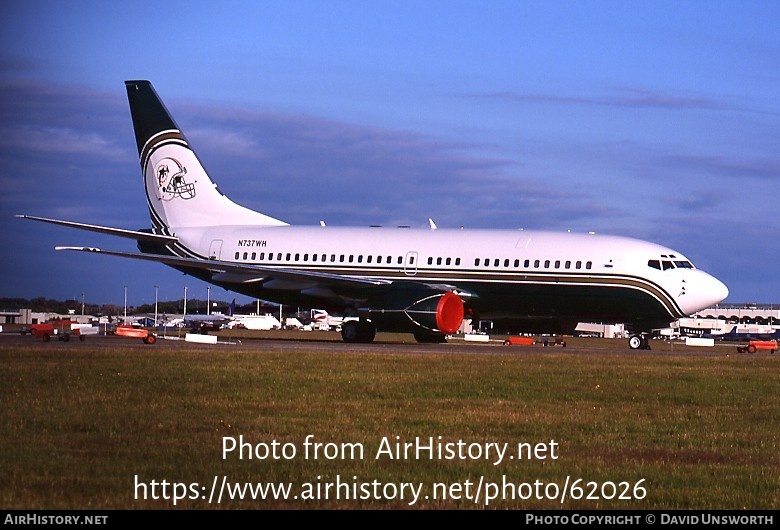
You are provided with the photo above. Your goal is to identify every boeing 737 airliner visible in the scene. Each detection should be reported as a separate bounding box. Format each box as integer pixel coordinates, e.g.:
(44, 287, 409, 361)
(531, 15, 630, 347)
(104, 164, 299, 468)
(19, 80, 729, 348)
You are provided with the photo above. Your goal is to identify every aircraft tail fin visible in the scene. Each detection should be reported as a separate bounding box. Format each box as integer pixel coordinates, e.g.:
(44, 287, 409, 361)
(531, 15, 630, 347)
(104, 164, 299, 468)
(228, 298, 236, 317)
(125, 80, 288, 232)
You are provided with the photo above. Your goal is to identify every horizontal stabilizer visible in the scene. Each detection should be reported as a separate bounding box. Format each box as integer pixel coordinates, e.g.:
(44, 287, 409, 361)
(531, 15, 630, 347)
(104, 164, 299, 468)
(17, 215, 177, 244)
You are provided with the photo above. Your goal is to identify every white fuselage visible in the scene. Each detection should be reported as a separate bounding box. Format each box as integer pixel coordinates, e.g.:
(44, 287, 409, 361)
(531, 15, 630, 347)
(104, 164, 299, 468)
(169, 224, 727, 326)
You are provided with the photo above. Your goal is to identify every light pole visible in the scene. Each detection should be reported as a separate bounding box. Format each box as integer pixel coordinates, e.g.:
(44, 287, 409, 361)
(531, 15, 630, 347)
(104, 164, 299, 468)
(183, 286, 187, 319)
(207, 286, 211, 315)
(154, 285, 159, 327)
(124, 285, 127, 324)
(81, 291, 85, 316)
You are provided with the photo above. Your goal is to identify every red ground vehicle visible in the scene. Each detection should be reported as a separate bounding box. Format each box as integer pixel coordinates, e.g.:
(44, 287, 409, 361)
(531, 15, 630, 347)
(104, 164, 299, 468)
(28, 320, 82, 342)
(736, 340, 777, 354)
(115, 325, 157, 344)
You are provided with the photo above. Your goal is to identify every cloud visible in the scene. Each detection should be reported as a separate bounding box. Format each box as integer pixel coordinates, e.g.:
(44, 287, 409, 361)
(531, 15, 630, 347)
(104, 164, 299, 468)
(468, 85, 727, 111)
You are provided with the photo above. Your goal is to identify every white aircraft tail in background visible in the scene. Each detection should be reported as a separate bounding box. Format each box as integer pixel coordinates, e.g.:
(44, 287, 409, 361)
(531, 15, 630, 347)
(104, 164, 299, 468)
(19, 80, 729, 348)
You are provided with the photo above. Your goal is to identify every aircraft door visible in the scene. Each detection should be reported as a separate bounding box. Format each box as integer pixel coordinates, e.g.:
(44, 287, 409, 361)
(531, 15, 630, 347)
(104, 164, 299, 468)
(209, 240, 223, 260)
(404, 251, 418, 276)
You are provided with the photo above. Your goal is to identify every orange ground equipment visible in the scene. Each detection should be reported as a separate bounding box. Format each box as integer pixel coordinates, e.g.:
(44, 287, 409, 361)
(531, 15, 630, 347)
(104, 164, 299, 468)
(28, 320, 95, 342)
(736, 340, 776, 354)
(115, 325, 157, 344)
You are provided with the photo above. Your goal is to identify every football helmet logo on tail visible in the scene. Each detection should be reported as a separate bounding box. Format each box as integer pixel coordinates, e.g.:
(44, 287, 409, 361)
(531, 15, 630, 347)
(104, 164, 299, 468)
(156, 157, 195, 200)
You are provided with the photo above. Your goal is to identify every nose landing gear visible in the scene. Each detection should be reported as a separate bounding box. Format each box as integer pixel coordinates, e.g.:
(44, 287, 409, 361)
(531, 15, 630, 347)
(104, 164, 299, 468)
(628, 334, 651, 350)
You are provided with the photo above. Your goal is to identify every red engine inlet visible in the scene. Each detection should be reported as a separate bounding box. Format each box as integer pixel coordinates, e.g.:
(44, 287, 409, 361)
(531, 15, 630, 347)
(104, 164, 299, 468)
(435, 291, 465, 334)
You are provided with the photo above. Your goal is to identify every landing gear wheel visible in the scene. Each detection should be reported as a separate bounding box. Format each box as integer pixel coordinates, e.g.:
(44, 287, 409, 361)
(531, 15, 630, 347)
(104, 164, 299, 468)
(341, 320, 376, 344)
(628, 334, 650, 350)
(341, 321, 360, 343)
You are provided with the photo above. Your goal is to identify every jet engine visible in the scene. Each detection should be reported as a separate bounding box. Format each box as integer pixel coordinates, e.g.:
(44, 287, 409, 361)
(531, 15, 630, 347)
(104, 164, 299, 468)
(359, 289, 465, 335)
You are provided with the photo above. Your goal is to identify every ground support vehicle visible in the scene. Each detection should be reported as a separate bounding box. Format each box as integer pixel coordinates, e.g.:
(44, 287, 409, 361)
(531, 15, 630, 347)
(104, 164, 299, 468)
(115, 325, 157, 344)
(27, 321, 98, 342)
(503, 336, 567, 347)
(503, 336, 535, 346)
(736, 340, 776, 354)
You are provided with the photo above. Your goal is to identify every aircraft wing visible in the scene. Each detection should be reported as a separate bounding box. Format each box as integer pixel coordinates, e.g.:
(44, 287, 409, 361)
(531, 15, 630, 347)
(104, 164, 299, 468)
(55, 246, 393, 288)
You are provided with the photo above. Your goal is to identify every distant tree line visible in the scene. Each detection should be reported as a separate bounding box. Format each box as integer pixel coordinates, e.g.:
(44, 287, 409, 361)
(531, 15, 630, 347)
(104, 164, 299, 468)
(0, 297, 275, 316)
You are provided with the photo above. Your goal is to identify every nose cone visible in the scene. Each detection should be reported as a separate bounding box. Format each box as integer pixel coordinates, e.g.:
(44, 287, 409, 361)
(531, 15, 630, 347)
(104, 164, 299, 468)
(709, 275, 730, 305)
(680, 271, 729, 315)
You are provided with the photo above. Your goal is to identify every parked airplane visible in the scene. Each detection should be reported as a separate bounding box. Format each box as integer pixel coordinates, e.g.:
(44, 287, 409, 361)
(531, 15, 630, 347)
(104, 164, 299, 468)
(702, 325, 780, 342)
(18, 80, 729, 348)
(182, 313, 234, 331)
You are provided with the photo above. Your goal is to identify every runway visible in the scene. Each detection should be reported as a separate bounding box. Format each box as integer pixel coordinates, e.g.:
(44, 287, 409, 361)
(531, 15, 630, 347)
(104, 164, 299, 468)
(2, 329, 753, 357)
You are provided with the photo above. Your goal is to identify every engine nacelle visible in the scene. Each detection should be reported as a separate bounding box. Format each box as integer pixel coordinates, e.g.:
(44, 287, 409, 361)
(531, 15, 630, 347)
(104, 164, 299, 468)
(360, 290, 465, 334)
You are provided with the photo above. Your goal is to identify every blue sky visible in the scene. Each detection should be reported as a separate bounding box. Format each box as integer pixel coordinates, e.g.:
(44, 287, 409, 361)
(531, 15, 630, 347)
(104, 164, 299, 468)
(1, 1, 778, 309)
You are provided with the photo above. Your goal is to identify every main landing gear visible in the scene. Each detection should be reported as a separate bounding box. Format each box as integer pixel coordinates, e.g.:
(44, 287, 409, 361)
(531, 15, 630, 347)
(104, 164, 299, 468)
(340, 320, 376, 344)
(628, 334, 651, 350)
(340, 320, 448, 344)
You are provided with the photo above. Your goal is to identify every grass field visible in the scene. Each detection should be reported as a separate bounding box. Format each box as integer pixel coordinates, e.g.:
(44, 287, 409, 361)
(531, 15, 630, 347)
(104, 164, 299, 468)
(1, 334, 778, 510)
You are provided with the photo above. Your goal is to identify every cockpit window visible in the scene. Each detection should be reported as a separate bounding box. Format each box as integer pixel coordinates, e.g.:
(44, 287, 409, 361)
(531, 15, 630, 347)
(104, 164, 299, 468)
(649, 258, 695, 270)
